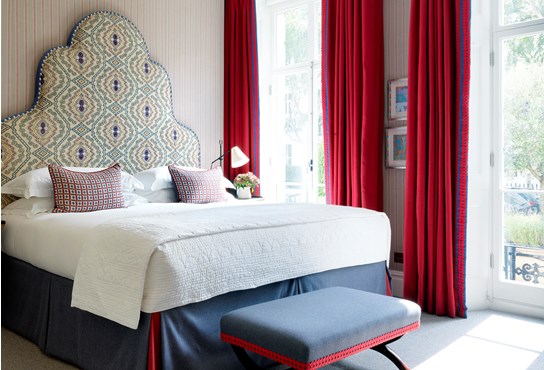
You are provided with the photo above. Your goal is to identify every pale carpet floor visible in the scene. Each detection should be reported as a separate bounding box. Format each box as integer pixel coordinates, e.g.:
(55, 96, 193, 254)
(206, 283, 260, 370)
(2, 310, 544, 369)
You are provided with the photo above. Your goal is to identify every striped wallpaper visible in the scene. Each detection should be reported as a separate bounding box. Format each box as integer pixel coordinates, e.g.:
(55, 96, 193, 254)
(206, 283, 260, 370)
(384, 0, 410, 272)
(1, 0, 224, 167)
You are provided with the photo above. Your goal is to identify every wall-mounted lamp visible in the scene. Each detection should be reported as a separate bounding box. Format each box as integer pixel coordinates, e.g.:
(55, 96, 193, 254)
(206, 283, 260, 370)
(210, 140, 249, 169)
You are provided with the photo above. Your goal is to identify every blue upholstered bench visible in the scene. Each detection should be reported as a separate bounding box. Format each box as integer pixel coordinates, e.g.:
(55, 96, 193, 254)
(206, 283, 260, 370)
(220, 287, 421, 370)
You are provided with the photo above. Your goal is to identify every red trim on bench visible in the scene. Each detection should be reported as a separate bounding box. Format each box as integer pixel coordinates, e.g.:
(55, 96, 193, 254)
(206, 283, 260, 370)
(147, 312, 161, 370)
(221, 321, 420, 370)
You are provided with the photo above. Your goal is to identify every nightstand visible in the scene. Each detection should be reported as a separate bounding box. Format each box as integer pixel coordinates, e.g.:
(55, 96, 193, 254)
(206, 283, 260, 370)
(236, 196, 265, 202)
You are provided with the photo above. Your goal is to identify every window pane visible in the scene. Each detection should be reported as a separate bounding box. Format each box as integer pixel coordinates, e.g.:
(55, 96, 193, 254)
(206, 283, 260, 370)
(315, 2, 322, 61)
(502, 32, 544, 191)
(502, 0, 544, 26)
(502, 192, 544, 285)
(277, 71, 311, 202)
(276, 7, 309, 66)
(314, 69, 325, 202)
(501, 31, 544, 286)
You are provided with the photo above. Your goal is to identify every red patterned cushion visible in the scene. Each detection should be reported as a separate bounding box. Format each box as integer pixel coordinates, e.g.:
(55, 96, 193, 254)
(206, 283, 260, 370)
(168, 165, 226, 204)
(48, 163, 125, 213)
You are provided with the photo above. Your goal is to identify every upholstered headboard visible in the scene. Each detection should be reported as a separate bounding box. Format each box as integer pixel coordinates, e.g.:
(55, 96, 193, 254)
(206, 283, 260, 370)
(1, 11, 200, 206)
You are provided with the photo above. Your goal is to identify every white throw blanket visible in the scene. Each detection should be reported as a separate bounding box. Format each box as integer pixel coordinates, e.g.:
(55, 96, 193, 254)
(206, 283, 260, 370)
(71, 203, 390, 329)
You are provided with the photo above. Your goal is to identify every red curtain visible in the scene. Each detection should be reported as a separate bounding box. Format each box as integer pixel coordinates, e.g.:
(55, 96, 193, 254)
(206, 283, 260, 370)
(321, 0, 384, 210)
(403, 0, 471, 318)
(224, 0, 260, 181)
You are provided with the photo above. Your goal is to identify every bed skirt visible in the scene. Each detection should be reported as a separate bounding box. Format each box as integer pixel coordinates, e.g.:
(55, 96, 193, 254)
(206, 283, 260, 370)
(1, 253, 388, 370)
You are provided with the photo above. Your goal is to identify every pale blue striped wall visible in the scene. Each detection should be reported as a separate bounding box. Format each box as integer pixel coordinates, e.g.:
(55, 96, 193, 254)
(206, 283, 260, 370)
(384, 0, 410, 272)
(1, 0, 224, 167)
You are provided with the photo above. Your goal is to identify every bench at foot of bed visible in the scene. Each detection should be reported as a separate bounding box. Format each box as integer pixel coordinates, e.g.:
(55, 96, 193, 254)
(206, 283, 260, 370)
(220, 287, 421, 370)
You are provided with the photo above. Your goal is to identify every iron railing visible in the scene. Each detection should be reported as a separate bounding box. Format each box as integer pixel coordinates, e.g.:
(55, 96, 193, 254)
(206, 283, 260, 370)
(504, 243, 544, 284)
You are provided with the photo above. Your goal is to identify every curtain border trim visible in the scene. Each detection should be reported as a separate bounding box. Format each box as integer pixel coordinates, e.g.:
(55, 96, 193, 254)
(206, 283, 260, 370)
(455, 0, 471, 319)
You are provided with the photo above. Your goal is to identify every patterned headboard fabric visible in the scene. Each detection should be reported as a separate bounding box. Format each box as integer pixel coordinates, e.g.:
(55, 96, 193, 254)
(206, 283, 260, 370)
(1, 11, 200, 206)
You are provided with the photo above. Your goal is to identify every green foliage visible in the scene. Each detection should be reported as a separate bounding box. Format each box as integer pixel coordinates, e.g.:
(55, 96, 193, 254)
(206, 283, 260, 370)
(318, 142, 325, 197)
(503, 63, 544, 185)
(503, 30, 544, 186)
(283, 7, 308, 65)
(281, 8, 310, 142)
(502, 0, 544, 25)
(504, 214, 544, 247)
(505, 33, 544, 67)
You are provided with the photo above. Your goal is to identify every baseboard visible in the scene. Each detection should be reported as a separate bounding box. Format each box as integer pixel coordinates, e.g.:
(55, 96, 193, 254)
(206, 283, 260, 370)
(489, 297, 544, 319)
(390, 269, 404, 298)
(388, 270, 543, 319)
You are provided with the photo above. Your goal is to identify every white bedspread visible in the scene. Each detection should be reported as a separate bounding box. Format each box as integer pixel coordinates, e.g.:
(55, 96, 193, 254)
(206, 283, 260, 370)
(70, 203, 390, 329)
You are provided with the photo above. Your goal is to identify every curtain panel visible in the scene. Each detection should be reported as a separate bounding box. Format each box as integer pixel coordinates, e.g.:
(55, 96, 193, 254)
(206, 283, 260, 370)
(403, 0, 471, 318)
(224, 0, 260, 181)
(321, 0, 384, 210)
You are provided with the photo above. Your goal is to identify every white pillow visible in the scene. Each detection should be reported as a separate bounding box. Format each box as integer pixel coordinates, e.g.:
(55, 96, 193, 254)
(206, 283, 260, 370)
(1, 193, 149, 218)
(134, 166, 235, 191)
(134, 166, 175, 191)
(1, 197, 55, 216)
(1, 166, 144, 198)
(123, 192, 149, 206)
(135, 187, 236, 203)
(134, 188, 179, 203)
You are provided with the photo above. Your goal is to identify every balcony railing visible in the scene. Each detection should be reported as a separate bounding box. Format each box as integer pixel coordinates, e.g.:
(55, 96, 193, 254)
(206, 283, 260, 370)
(504, 243, 544, 285)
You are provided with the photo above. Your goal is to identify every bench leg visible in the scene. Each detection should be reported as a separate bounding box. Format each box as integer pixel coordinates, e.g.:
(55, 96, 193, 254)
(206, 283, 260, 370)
(371, 339, 410, 370)
(231, 339, 410, 370)
(231, 345, 263, 370)
(231, 345, 292, 370)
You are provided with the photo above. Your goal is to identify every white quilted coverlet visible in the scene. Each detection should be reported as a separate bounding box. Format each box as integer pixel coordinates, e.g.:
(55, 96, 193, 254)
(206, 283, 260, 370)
(71, 203, 391, 329)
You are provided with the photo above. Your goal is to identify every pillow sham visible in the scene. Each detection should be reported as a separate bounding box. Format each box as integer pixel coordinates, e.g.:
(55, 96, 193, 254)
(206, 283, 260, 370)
(2, 166, 144, 199)
(1, 197, 55, 217)
(135, 166, 235, 191)
(134, 188, 236, 203)
(48, 164, 125, 213)
(168, 165, 227, 204)
(134, 188, 179, 203)
(123, 192, 149, 207)
(1, 192, 148, 218)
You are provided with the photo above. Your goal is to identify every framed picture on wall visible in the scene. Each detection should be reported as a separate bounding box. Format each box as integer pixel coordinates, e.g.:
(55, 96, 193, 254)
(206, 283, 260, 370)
(386, 126, 407, 169)
(388, 78, 408, 120)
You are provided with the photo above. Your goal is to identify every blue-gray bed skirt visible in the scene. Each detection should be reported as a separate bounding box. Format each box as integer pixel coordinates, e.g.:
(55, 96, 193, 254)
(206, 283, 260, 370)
(1, 253, 388, 370)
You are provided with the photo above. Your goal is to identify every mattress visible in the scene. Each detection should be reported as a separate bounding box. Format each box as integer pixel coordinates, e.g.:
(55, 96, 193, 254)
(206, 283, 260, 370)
(2, 202, 391, 329)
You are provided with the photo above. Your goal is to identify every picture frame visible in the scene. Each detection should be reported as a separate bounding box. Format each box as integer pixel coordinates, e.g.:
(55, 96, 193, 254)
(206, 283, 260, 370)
(385, 126, 407, 169)
(388, 78, 408, 120)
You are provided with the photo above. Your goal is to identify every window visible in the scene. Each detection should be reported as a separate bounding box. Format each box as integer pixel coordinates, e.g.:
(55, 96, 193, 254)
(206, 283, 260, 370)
(257, 0, 324, 203)
(491, 0, 544, 306)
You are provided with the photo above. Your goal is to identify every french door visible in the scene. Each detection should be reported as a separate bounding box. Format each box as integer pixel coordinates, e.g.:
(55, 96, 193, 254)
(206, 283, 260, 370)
(491, 1, 544, 309)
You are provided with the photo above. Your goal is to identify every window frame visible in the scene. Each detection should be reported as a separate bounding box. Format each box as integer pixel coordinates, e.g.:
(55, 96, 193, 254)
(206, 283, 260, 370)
(490, 1, 544, 308)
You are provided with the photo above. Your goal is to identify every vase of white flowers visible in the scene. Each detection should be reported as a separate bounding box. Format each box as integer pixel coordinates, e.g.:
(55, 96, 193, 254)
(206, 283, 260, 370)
(233, 172, 259, 199)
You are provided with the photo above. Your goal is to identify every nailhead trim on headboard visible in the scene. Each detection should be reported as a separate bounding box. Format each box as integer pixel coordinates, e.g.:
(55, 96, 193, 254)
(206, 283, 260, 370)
(1, 11, 200, 207)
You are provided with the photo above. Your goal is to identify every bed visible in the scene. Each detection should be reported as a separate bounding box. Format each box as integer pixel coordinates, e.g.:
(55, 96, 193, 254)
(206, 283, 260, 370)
(1, 11, 391, 370)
